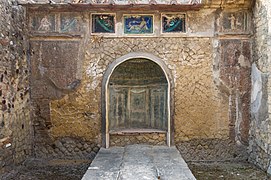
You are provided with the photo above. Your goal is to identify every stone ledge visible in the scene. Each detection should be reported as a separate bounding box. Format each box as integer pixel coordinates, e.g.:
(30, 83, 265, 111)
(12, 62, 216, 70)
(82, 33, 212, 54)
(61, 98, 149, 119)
(18, 0, 202, 5)
(22, 3, 204, 12)
(18, 0, 252, 9)
(109, 128, 167, 135)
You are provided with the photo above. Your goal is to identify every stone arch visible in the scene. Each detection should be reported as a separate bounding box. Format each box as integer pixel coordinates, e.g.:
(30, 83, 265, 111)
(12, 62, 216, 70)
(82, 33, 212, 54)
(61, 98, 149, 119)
(101, 52, 174, 148)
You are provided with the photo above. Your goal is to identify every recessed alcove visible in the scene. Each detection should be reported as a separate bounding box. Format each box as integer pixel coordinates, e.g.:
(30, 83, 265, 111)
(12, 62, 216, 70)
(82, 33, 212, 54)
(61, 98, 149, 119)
(108, 58, 168, 133)
(102, 53, 173, 148)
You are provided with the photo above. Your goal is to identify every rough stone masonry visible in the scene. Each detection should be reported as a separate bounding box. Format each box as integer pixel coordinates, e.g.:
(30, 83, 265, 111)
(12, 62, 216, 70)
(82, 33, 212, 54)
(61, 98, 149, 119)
(0, 0, 32, 174)
(249, 0, 271, 174)
(1, 0, 271, 176)
(24, 0, 252, 161)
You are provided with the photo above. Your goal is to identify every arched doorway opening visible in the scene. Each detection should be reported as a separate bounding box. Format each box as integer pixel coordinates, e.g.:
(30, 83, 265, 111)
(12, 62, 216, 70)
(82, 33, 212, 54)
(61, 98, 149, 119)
(102, 52, 173, 148)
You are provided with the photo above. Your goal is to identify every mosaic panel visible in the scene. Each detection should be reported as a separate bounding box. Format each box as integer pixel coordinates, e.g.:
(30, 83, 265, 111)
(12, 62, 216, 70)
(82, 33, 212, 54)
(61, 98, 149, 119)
(162, 14, 186, 33)
(60, 14, 81, 33)
(31, 14, 55, 32)
(124, 15, 153, 34)
(92, 14, 115, 33)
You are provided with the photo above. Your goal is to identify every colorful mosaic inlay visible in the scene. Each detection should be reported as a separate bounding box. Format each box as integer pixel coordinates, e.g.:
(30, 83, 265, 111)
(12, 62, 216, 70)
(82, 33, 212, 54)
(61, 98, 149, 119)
(92, 14, 115, 33)
(124, 15, 153, 34)
(162, 14, 186, 33)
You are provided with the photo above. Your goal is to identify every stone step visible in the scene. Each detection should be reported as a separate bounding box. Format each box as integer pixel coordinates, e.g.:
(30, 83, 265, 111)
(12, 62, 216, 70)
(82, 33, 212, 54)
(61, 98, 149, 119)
(82, 144, 196, 180)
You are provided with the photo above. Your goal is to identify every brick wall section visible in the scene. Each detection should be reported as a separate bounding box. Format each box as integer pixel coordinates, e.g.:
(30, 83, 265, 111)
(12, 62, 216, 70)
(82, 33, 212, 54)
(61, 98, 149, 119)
(249, 0, 271, 174)
(0, 0, 32, 175)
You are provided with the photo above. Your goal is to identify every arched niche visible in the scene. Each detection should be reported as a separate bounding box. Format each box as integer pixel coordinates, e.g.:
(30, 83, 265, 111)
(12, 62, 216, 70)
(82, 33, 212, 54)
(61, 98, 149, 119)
(101, 52, 174, 148)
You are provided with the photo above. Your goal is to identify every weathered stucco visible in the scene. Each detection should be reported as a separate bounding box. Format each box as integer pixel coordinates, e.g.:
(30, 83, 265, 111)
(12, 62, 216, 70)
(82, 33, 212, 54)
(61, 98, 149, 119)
(249, 0, 271, 174)
(173, 37, 229, 141)
(36, 36, 230, 143)
(5, 0, 271, 176)
(0, 0, 258, 171)
(26, 5, 252, 159)
(30, 39, 102, 157)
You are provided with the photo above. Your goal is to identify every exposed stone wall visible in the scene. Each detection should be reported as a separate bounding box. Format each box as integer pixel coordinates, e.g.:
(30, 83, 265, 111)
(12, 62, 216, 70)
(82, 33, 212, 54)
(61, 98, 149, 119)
(1, 0, 267, 174)
(35, 137, 100, 159)
(28, 13, 100, 158)
(29, 39, 102, 158)
(177, 138, 248, 161)
(27, 5, 252, 159)
(31, 36, 231, 157)
(85, 36, 228, 141)
(110, 133, 166, 146)
(249, 0, 271, 173)
(0, 0, 32, 174)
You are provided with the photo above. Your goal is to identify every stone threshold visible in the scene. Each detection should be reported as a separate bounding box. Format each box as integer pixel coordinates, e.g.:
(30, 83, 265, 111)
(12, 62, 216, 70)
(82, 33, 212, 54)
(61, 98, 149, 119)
(109, 129, 167, 135)
(82, 144, 196, 180)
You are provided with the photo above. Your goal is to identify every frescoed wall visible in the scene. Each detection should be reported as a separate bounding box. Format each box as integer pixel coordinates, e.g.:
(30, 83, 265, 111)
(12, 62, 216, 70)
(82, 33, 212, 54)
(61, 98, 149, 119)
(22, 0, 253, 161)
(7, 0, 271, 176)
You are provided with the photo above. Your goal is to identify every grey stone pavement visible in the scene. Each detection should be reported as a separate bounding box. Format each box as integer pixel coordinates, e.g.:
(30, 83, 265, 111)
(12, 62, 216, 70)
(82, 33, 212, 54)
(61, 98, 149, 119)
(82, 145, 196, 180)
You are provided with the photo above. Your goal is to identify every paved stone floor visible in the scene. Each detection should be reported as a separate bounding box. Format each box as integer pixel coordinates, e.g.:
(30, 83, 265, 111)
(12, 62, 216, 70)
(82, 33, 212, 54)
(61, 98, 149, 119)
(82, 145, 196, 180)
(1, 146, 269, 179)
(1, 158, 92, 180)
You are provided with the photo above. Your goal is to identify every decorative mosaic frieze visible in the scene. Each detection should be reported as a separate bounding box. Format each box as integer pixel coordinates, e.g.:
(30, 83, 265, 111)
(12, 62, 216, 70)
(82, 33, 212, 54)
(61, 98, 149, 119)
(124, 15, 153, 34)
(161, 14, 186, 33)
(30, 13, 83, 34)
(91, 14, 115, 33)
(29, 12, 190, 35)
